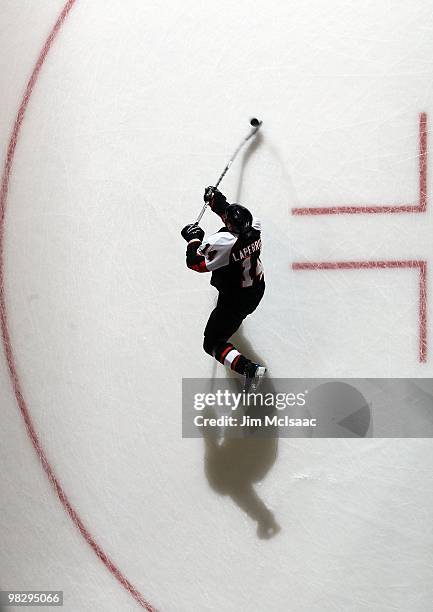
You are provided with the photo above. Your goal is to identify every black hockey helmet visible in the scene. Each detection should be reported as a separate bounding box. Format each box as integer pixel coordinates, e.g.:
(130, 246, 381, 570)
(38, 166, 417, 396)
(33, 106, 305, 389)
(224, 203, 253, 235)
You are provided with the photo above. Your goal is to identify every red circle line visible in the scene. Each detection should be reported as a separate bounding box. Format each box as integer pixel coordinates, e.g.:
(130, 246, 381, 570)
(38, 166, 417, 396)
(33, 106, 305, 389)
(0, 2, 155, 610)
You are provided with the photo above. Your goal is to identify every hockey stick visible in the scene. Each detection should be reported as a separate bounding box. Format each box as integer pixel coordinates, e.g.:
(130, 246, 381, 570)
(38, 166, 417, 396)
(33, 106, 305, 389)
(195, 117, 263, 224)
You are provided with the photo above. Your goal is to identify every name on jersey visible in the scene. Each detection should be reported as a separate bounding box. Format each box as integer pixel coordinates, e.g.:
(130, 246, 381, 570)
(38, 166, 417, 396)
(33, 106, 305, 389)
(232, 238, 261, 262)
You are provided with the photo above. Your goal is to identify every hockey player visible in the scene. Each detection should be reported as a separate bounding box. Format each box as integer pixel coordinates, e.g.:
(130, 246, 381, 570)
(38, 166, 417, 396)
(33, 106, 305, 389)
(181, 187, 266, 389)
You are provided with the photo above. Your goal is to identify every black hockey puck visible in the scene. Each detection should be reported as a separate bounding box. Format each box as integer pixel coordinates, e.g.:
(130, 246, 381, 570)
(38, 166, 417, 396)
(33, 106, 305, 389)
(250, 117, 261, 127)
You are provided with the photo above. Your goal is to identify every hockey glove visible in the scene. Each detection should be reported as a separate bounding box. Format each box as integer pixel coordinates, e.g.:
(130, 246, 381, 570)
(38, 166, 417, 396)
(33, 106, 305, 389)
(181, 223, 205, 242)
(203, 186, 229, 216)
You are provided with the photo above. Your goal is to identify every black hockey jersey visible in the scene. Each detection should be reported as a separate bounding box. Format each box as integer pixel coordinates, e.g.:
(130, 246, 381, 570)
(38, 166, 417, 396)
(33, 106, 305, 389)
(194, 217, 264, 291)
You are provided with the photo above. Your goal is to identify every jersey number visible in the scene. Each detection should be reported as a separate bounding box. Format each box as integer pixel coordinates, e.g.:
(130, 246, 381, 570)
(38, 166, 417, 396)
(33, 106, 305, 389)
(241, 257, 263, 287)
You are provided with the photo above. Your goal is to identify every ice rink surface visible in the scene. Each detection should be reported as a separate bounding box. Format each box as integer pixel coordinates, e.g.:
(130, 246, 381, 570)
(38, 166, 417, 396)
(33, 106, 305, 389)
(1, 1, 433, 610)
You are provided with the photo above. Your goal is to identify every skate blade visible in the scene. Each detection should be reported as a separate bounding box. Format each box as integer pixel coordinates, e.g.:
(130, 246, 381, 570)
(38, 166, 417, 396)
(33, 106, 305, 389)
(244, 366, 267, 393)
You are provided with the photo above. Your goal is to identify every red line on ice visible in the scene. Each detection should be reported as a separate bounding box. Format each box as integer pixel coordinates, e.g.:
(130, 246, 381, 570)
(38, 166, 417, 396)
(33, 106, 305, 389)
(0, 2, 156, 610)
(292, 260, 427, 362)
(419, 261, 427, 363)
(292, 113, 427, 215)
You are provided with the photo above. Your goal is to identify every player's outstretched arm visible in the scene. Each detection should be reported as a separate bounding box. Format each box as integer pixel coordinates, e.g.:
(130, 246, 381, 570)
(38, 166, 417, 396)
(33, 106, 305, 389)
(180, 224, 209, 273)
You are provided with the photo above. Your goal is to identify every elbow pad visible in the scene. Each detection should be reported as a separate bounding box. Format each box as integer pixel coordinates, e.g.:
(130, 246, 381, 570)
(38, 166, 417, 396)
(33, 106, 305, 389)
(186, 241, 208, 272)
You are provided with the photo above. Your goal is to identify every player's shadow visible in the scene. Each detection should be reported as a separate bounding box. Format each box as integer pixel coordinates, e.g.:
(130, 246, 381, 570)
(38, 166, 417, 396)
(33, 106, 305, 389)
(203, 131, 279, 537)
(203, 326, 281, 539)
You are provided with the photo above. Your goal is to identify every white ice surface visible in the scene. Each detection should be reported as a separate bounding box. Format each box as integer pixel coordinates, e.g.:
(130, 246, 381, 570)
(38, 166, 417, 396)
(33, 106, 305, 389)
(1, 1, 433, 611)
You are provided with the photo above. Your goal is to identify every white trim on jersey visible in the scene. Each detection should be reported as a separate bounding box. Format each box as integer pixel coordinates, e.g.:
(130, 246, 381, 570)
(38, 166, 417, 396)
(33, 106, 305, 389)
(197, 232, 237, 271)
(252, 217, 261, 231)
(198, 217, 262, 272)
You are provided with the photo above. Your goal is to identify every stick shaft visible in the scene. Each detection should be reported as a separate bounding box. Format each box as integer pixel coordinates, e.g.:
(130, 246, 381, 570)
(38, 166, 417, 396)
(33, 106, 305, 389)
(194, 122, 261, 224)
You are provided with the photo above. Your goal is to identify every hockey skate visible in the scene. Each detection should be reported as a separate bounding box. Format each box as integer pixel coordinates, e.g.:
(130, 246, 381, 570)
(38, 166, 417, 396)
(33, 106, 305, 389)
(243, 362, 267, 393)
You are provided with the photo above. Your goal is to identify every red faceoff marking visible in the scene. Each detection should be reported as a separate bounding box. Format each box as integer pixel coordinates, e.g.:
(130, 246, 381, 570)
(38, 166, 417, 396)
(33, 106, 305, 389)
(292, 114, 429, 363)
(292, 113, 427, 216)
(292, 260, 427, 363)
